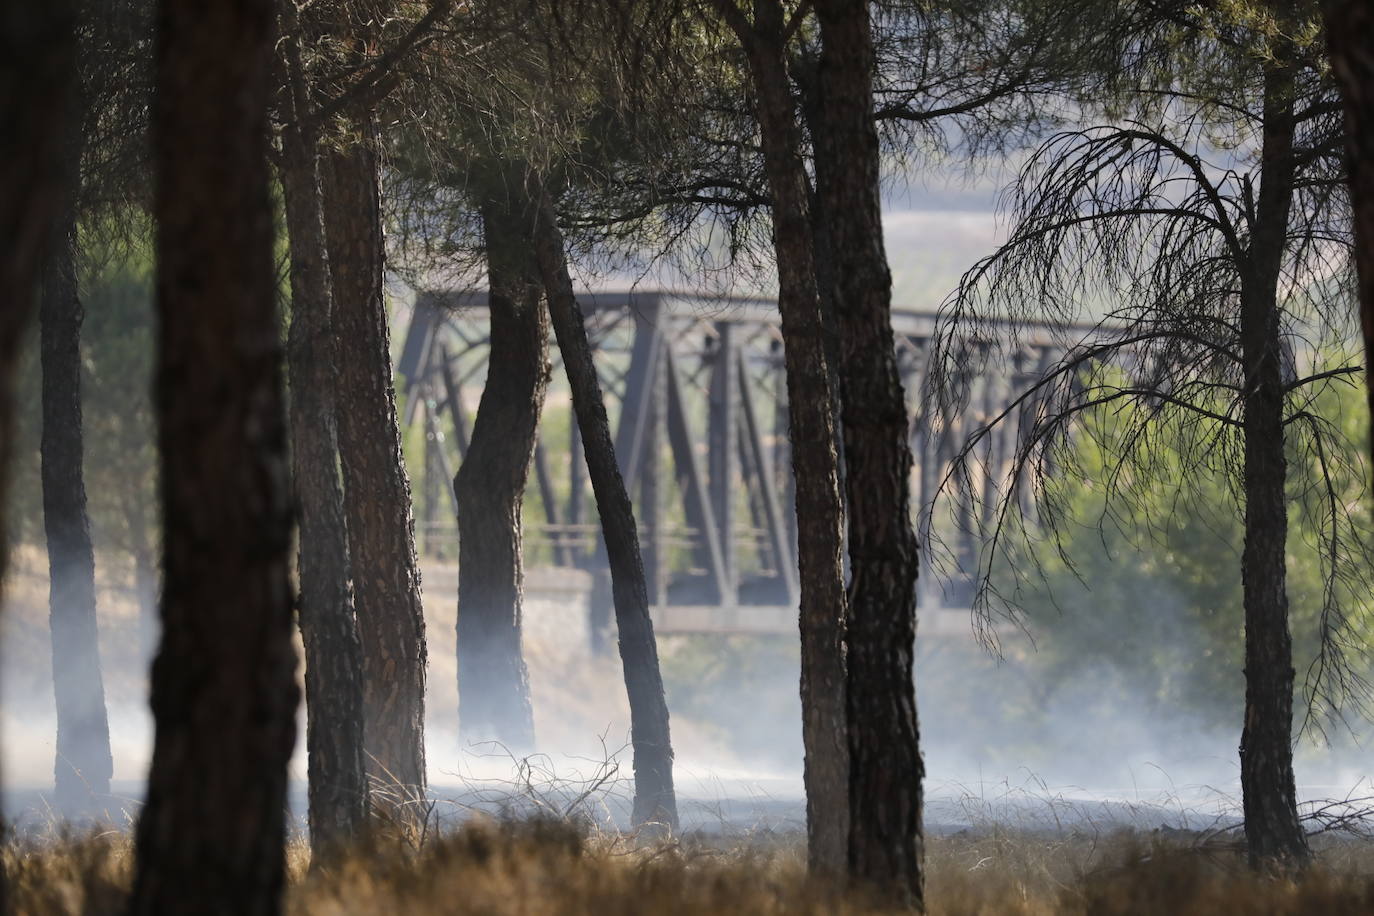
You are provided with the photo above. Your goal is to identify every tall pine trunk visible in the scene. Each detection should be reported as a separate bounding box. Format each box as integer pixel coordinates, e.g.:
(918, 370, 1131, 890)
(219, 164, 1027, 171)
(0, 8, 77, 906)
(454, 176, 547, 749)
(722, 0, 850, 875)
(1237, 52, 1309, 870)
(0, 0, 77, 599)
(129, 0, 298, 908)
(279, 19, 368, 853)
(813, 1, 924, 906)
(323, 126, 428, 802)
(1322, 1, 1374, 463)
(40, 124, 114, 808)
(529, 180, 678, 830)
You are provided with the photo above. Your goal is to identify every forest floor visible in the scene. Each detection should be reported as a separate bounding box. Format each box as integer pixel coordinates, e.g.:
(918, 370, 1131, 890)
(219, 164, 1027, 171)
(8, 814, 1374, 915)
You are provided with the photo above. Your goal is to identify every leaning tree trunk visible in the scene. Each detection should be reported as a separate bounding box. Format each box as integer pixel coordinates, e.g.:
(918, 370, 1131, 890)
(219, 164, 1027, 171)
(279, 19, 368, 854)
(724, 0, 850, 875)
(128, 0, 299, 909)
(323, 123, 428, 803)
(0, 8, 77, 907)
(1322, 1, 1374, 465)
(453, 177, 547, 750)
(530, 180, 678, 830)
(1236, 53, 1310, 871)
(40, 121, 114, 809)
(813, 1, 925, 906)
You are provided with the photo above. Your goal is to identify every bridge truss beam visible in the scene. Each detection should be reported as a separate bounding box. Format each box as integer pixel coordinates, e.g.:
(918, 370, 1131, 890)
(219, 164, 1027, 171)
(397, 289, 1078, 637)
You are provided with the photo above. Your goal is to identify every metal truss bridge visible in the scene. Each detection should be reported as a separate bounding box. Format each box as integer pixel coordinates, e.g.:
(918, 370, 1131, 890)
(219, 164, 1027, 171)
(397, 290, 1079, 639)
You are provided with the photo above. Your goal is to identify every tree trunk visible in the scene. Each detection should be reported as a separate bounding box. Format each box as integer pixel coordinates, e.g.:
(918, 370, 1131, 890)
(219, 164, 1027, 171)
(453, 175, 547, 750)
(1322, 1, 1374, 466)
(0, 0, 77, 597)
(279, 19, 368, 854)
(530, 180, 678, 830)
(722, 0, 850, 876)
(40, 122, 114, 809)
(0, 9, 77, 907)
(323, 127, 428, 802)
(128, 0, 298, 909)
(793, 47, 850, 566)
(1236, 53, 1309, 871)
(813, 1, 925, 907)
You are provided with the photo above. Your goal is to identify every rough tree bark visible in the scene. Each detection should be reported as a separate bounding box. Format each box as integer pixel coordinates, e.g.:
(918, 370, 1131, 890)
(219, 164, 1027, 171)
(530, 179, 678, 830)
(453, 174, 547, 750)
(323, 125, 428, 802)
(40, 120, 114, 808)
(278, 14, 368, 853)
(1321, 1, 1374, 464)
(128, 0, 299, 909)
(1236, 51, 1310, 870)
(709, 0, 851, 876)
(813, 0, 925, 906)
(0, 0, 77, 592)
(0, 8, 77, 906)
(793, 47, 850, 564)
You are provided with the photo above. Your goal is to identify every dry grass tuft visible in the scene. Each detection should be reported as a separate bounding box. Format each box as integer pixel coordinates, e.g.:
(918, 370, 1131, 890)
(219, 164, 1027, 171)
(9, 817, 1374, 914)
(1065, 840, 1374, 916)
(5, 827, 133, 916)
(291, 817, 849, 916)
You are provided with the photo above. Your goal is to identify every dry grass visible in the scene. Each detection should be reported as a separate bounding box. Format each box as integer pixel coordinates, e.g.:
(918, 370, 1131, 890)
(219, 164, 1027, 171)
(9, 816, 1374, 915)
(6, 826, 132, 916)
